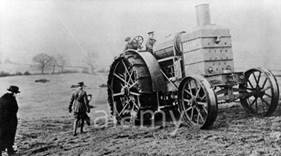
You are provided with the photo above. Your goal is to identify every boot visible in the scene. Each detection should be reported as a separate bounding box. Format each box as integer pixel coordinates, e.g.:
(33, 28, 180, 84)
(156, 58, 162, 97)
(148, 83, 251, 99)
(85, 116, 90, 126)
(73, 119, 78, 136)
(80, 120, 84, 133)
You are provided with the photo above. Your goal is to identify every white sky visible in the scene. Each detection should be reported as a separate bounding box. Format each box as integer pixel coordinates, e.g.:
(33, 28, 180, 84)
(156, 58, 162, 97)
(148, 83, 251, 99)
(1, 0, 281, 70)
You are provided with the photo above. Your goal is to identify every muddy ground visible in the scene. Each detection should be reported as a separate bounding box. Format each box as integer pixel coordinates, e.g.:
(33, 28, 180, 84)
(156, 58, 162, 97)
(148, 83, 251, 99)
(15, 104, 281, 156)
(1, 73, 281, 156)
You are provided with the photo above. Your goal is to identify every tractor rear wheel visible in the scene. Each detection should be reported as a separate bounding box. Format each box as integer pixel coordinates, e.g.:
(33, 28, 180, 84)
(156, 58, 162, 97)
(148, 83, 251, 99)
(239, 67, 279, 116)
(107, 52, 157, 124)
(178, 76, 218, 129)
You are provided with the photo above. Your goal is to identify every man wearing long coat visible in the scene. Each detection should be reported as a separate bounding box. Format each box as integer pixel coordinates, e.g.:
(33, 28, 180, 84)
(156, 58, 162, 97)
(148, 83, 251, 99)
(69, 82, 90, 136)
(0, 86, 20, 156)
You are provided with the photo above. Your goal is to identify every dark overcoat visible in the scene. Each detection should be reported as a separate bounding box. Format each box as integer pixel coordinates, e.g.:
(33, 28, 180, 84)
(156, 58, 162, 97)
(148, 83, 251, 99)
(0, 93, 18, 150)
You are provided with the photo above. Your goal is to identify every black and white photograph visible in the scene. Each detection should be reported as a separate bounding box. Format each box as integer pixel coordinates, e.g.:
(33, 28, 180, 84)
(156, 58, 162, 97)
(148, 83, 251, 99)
(1, 0, 281, 155)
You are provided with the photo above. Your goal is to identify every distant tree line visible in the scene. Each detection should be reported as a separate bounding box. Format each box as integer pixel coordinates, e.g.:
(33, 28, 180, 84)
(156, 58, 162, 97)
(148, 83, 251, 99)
(0, 52, 104, 77)
(0, 71, 31, 77)
(32, 52, 99, 74)
(32, 53, 67, 74)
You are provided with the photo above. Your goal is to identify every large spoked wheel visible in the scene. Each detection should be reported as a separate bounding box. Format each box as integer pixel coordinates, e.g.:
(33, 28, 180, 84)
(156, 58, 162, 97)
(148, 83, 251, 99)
(178, 76, 218, 129)
(107, 53, 156, 123)
(239, 67, 279, 116)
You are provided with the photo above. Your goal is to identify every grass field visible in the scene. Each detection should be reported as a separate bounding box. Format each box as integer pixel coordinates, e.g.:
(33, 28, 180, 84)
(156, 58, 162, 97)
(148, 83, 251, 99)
(0, 73, 108, 120)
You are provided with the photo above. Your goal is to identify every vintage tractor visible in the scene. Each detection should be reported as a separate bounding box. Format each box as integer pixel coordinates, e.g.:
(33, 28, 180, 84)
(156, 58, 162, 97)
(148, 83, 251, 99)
(107, 4, 280, 129)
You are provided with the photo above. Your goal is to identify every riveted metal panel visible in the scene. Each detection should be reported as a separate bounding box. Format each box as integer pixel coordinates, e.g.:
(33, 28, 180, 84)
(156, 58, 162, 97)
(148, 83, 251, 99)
(185, 60, 234, 75)
(181, 24, 234, 76)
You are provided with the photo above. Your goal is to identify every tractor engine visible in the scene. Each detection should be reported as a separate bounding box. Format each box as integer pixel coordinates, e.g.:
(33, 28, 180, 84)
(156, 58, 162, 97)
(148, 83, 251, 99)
(154, 4, 234, 80)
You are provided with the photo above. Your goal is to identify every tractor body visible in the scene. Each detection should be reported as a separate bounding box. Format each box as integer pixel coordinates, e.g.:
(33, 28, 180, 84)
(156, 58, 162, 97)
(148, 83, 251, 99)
(107, 4, 279, 129)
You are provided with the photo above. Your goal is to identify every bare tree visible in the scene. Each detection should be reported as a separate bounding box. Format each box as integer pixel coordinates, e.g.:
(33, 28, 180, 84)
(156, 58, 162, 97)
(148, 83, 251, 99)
(32, 53, 53, 74)
(49, 56, 57, 74)
(85, 52, 98, 74)
(56, 54, 67, 73)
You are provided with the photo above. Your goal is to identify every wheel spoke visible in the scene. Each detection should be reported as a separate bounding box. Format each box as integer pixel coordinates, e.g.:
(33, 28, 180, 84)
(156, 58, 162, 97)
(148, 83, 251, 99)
(183, 107, 192, 122)
(260, 97, 270, 106)
(199, 94, 206, 101)
(261, 78, 268, 89)
(118, 102, 130, 116)
(247, 79, 254, 89)
(197, 102, 208, 114)
(255, 98, 258, 112)
(130, 91, 140, 96)
(113, 92, 123, 97)
(184, 89, 192, 97)
(190, 107, 194, 120)
(193, 80, 200, 96)
(121, 60, 135, 85)
(249, 97, 258, 107)
(261, 86, 271, 92)
(128, 70, 135, 84)
(183, 106, 192, 113)
(195, 107, 204, 124)
(122, 60, 130, 76)
(264, 93, 272, 98)
(129, 81, 138, 89)
(183, 98, 192, 105)
(187, 82, 192, 92)
(246, 87, 255, 90)
(257, 72, 261, 86)
(195, 86, 202, 98)
(114, 73, 127, 85)
(131, 100, 140, 109)
(197, 101, 207, 107)
(253, 72, 260, 88)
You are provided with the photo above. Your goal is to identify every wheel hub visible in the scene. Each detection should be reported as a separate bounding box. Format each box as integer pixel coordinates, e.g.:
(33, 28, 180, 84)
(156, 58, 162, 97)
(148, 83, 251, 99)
(122, 85, 130, 97)
(253, 87, 265, 98)
(191, 97, 197, 107)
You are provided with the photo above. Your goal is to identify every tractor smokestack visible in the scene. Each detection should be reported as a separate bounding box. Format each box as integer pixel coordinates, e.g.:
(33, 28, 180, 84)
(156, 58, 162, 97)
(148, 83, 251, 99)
(195, 4, 211, 26)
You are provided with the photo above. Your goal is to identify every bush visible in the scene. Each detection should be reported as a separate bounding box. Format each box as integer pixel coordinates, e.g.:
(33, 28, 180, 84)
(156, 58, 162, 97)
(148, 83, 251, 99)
(81, 69, 90, 74)
(15, 72, 23, 76)
(23, 71, 31, 75)
(0, 71, 11, 77)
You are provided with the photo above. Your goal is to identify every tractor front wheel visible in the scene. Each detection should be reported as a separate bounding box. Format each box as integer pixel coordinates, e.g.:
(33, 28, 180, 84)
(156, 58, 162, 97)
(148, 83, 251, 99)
(239, 67, 279, 116)
(178, 76, 218, 129)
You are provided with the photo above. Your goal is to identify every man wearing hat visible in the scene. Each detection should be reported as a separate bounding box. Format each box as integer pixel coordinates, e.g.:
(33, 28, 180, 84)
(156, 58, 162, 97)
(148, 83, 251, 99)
(145, 31, 156, 53)
(69, 82, 91, 136)
(0, 85, 20, 155)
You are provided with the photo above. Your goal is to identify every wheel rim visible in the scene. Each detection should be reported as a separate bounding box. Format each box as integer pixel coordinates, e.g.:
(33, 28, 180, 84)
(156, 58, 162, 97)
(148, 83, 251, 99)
(179, 77, 211, 127)
(110, 59, 140, 118)
(240, 68, 279, 116)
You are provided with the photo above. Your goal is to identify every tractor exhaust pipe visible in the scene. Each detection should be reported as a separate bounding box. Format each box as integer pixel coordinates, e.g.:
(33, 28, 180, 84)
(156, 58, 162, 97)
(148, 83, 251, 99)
(195, 4, 211, 26)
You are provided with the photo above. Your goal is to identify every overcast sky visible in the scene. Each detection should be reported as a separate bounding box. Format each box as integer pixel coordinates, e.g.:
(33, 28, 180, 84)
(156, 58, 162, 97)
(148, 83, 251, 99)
(1, 0, 281, 71)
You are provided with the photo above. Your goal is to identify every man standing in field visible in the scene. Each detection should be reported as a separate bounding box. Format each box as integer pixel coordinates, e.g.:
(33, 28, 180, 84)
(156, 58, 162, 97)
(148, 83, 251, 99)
(0, 86, 20, 156)
(69, 82, 91, 136)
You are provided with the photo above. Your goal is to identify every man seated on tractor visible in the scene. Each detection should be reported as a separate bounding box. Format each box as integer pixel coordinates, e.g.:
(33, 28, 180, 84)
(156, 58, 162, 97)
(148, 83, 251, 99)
(124, 36, 143, 51)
